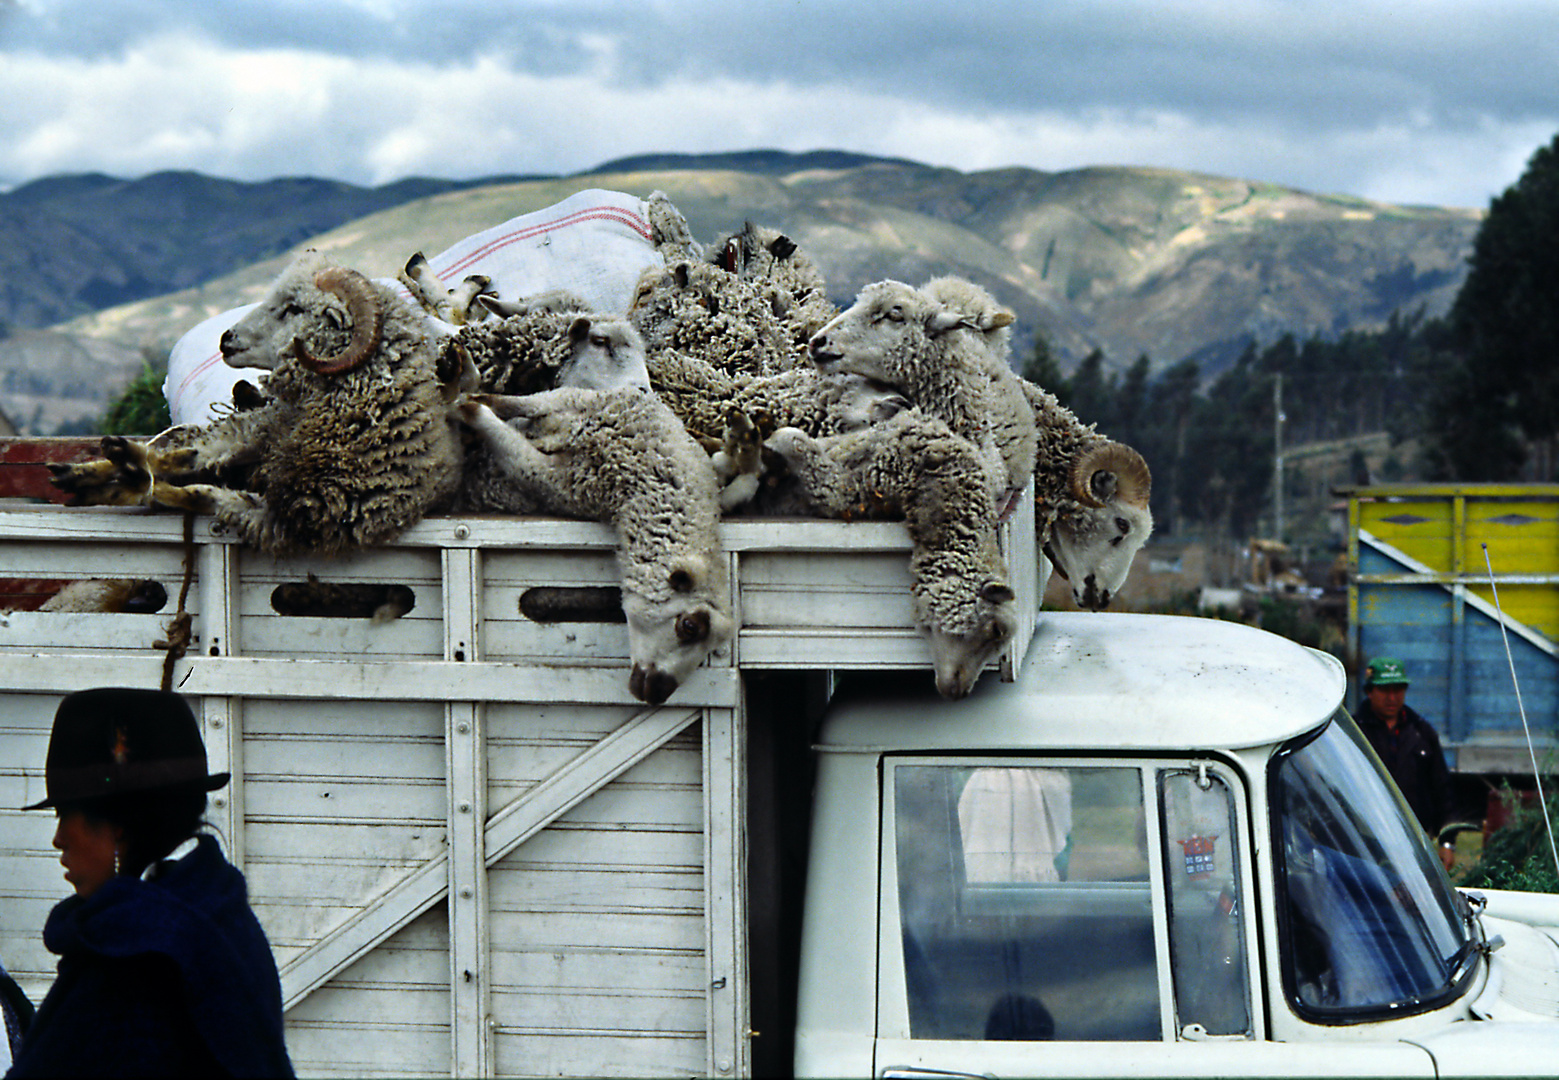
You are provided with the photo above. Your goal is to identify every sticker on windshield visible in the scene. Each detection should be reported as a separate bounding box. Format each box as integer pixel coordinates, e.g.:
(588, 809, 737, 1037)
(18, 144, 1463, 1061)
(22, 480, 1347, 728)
(1177, 834, 1218, 877)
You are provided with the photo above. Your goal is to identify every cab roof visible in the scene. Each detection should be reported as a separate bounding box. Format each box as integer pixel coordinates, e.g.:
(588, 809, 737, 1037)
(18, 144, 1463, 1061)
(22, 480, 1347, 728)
(817, 612, 1346, 755)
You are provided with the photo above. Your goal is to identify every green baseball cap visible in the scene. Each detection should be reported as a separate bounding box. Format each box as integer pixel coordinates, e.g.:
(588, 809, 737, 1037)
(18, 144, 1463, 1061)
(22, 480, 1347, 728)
(1365, 656, 1409, 688)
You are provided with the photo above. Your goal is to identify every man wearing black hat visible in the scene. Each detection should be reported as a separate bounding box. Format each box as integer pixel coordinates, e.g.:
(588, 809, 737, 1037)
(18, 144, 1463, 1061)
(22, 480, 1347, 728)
(8, 687, 294, 1078)
(1355, 657, 1455, 869)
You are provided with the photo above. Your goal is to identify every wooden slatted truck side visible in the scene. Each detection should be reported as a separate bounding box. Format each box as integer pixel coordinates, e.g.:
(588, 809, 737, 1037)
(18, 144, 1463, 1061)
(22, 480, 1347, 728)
(0, 469, 1036, 1078)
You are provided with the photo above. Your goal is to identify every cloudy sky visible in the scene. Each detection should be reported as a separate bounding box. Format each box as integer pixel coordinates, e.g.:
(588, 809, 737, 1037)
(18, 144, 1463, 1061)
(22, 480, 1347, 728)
(1, 0, 1555, 209)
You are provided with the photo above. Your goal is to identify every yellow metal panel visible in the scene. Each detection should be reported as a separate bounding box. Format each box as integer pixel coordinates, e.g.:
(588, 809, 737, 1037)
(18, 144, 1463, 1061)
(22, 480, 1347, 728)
(1464, 501, 1559, 578)
(1463, 583, 1559, 641)
(1464, 497, 1559, 638)
(1360, 498, 1454, 571)
(1353, 486, 1559, 641)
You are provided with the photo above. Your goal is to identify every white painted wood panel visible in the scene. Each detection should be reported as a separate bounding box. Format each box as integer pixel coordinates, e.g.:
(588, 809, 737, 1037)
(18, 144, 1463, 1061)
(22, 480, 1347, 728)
(493, 1031, 706, 1079)
(285, 908, 451, 1079)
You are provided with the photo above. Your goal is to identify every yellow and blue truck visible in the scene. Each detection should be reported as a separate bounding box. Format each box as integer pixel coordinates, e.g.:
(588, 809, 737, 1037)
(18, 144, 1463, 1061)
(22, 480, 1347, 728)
(1345, 484, 1559, 774)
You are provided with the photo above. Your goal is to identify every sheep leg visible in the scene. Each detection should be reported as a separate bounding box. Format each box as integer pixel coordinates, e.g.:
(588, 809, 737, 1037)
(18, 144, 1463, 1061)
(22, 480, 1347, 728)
(470, 388, 591, 421)
(47, 436, 155, 506)
(143, 479, 263, 519)
(140, 406, 277, 483)
(458, 401, 570, 496)
(764, 426, 887, 519)
(713, 407, 763, 513)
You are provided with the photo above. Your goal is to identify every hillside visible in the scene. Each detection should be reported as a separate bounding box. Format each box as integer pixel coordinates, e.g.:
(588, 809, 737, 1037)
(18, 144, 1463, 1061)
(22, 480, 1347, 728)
(0, 152, 1482, 433)
(0, 170, 534, 329)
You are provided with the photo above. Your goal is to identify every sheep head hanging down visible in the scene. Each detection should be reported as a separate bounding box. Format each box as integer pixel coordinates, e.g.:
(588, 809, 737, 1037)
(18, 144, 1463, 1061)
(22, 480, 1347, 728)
(458, 385, 734, 706)
(50, 251, 465, 556)
(764, 410, 1018, 700)
(1042, 439, 1153, 611)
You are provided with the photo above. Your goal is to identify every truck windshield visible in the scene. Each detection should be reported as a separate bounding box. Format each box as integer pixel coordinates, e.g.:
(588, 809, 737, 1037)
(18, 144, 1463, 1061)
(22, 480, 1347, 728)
(1271, 712, 1473, 1020)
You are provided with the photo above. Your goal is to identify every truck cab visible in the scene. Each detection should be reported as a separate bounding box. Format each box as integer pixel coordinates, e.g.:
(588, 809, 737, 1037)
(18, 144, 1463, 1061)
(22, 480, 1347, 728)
(796, 613, 1559, 1078)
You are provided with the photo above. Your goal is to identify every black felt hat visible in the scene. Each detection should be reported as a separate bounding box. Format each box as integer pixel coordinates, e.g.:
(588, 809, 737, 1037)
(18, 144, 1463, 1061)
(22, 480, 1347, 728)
(22, 688, 229, 811)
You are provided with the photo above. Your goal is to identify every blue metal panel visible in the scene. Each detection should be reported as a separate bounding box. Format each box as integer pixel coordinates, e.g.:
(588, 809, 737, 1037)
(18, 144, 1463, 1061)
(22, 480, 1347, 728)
(1356, 546, 1559, 753)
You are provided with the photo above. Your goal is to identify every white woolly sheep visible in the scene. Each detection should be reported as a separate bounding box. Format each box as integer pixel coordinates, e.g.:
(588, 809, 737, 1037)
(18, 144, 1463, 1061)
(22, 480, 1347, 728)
(807, 279, 1038, 501)
(916, 277, 1153, 607)
(918, 275, 1043, 514)
(1021, 379, 1153, 611)
(630, 260, 808, 378)
(50, 251, 465, 557)
(916, 277, 1154, 608)
(912, 277, 1154, 608)
(440, 298, 654, 399)
(764, 410, 1017, 699)
(645, 347, 911, 512)
(455, 315, 655, 514)
(458, 386, 734, 705)
(809, 277, 1152, 610)
(707, 221, 838, 349)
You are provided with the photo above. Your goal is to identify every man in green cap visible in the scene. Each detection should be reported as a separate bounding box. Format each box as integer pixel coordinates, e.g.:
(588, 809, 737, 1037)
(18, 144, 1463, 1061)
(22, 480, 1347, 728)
(1356, 656, 1454, 868)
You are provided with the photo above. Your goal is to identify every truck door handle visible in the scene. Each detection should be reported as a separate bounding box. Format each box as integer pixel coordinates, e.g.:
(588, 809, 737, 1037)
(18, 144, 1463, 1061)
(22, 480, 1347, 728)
(880, 1068, 996, 1079)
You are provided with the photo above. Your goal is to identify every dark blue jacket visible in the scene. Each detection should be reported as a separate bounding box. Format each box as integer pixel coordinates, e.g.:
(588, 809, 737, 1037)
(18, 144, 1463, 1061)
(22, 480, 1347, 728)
(6, 834, 293, 1079)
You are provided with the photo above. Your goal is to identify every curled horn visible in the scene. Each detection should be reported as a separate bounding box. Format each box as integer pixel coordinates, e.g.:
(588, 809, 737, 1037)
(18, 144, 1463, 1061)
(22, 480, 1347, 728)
(293, 267, 383, 375)
(1069, 442, 1151, 508)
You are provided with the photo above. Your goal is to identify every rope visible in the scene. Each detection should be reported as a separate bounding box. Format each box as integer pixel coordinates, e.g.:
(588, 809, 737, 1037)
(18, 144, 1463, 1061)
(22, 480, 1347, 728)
(159, 512, 197, 692)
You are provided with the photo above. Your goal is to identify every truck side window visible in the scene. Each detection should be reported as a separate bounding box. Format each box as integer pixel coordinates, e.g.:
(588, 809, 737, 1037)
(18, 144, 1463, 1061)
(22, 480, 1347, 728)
(1160, 769, 1252, 1039)
(893, 765, 1159, 1042)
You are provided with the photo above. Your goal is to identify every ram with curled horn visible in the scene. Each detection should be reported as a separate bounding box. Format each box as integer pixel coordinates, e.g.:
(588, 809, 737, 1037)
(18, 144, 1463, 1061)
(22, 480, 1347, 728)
(1069, 442, 1152, 511)
(50, 250, 467, 556)
(287, 265, 384, 375)
(1040, 438, 1154, 611)
(1041, 436, 1153, 607)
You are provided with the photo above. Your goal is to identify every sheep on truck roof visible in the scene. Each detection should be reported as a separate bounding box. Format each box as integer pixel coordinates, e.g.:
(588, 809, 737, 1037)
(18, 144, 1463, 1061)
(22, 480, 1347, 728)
(454, 315, 657, 514)
(458, 379, 734, 707)
(706, 220, 838, 352)
(763, 409, 1018, 700)
(913, 276, 1153, 610)
(642, 189, 835, 353)
(442, 302, 652, 400)
(644, 347, 910, 514)
(807, 279, 1038, 504)
(1022, 380, 1152, 611)
(813, 276, 1153, 612)
(49, 250, 466, 557)
(630, 260, 808, 379)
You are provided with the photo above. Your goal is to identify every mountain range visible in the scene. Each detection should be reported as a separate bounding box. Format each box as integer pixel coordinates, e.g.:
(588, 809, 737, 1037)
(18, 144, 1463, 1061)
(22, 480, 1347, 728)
(0, 150, 1482, 434)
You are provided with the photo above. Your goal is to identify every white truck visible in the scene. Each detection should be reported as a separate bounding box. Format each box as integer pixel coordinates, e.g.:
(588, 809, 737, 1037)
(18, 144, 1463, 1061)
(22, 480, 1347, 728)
(1, 472, 1557, 1078)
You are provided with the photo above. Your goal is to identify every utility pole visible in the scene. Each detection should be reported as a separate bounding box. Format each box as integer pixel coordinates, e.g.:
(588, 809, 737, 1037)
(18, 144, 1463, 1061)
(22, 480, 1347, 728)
(1273, 374, 1285, 542)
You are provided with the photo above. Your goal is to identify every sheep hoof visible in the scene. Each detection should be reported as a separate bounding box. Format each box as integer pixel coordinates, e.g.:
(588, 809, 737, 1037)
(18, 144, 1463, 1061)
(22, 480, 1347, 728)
(720, 408, 762, 474)
(47, 439, 154, 505)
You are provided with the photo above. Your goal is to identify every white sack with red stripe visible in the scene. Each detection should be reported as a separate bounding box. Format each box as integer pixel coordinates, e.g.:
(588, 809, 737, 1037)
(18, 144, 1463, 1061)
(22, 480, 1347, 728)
(164, 189, 661, 426)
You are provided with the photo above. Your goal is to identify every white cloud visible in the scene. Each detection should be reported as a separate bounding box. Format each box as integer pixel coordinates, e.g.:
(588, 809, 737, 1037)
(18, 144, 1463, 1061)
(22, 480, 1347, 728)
(0, 21, 1552, 207)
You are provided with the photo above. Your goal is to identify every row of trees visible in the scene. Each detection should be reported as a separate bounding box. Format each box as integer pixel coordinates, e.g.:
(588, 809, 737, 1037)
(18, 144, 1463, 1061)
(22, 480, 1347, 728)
(1024, 131, 1559, 542)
